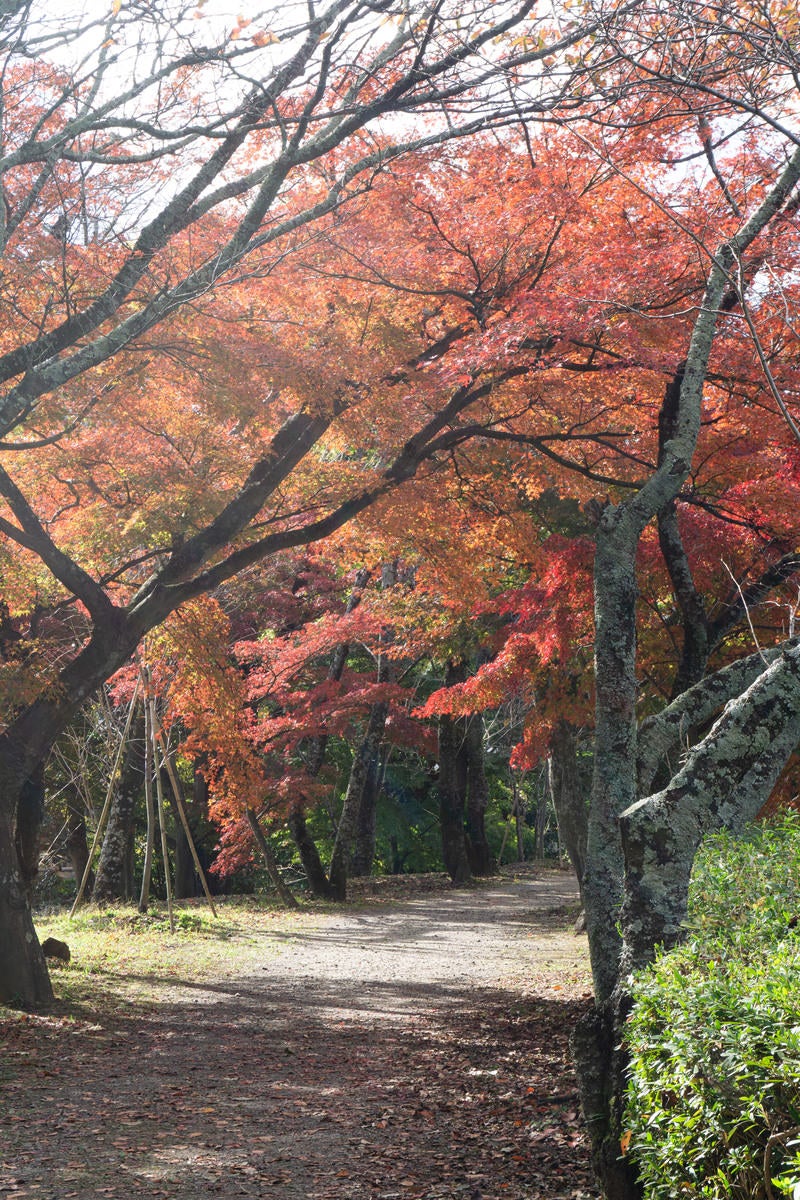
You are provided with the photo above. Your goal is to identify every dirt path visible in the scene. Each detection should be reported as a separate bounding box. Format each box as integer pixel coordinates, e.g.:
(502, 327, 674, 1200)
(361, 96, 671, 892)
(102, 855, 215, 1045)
(1, 870, 599, 1200)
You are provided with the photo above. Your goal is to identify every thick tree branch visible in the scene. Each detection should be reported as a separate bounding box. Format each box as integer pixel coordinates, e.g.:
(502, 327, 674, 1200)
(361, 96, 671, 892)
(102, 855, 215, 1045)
(636, 642, 796, 794)
(0, 464, 117, 624)
(621, 644, 800, 974)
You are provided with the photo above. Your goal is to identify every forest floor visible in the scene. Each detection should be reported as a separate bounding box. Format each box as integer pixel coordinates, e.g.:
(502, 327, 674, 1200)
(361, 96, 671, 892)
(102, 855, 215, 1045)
(0, 866, 599, 1200)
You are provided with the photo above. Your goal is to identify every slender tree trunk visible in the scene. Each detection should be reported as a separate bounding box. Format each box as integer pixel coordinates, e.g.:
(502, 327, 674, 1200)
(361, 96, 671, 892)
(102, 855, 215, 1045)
(245, 807, 300, 908)
(163, 757, 196, 900)
(437, 671, 472, 884)
(92, 713, 145, 904)
(658, 501, 709, 699)
(346, 563, 397, 882)
(534, 786, 548, 861)
(350, 745, 383, 877)
(389, 833, 406, 874)
(464, 713, 494, 875)
(330, 700, 389, 899)
(349, 703, 390, 879)
(168, 759, 211, 901)
(172, 792, 195, 899)
(548, 720, 588, 902)
(514, 778, 525, 861)
(65, 802, 93, 901)
(138, 699, 155, 912)
(287, 802, 334, 898)
(287, 568, 371, 895)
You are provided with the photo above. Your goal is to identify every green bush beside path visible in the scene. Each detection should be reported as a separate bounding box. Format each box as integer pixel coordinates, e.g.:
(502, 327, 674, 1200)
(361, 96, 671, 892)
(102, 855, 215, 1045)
(625, 814, 800, 1199)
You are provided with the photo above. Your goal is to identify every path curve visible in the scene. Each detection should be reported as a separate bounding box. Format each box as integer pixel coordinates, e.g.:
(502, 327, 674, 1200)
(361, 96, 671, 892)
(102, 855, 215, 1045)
(244, 870, 587, 1021)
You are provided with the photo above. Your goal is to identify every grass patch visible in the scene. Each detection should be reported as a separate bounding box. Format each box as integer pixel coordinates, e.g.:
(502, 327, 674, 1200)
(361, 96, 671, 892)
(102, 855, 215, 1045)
(6, 897, 322, 1016)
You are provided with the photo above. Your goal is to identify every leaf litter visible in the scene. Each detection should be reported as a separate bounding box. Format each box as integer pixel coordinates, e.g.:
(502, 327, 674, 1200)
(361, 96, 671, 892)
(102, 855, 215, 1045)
(1, 867, 598, 1199)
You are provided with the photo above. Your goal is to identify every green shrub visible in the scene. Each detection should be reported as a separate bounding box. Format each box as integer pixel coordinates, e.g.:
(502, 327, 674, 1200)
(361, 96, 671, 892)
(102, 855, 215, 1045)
(625, 814, 800, 1199)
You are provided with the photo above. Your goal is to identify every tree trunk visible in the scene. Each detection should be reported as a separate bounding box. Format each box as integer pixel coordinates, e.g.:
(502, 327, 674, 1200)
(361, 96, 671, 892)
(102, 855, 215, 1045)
(342, 562, 397, 884)
(514, 778, 525, 861)
(172, 795, 196, 899)
(14, 763, 45, 901)
(464, 713, 494, 875)
(389, 833, 406, 875)
(65, 802, 93, 901)
(620, 659, 800, 978)
(138, 700, 155, 912)
(657, 501, 709, 699)
(438, 703, 471, 884)
(576, 152, 800, 1200)
(574, 667, 800, 1200)
(635, 646, 787, 795)
(169, 760, 211, 901)
(0, 769, 53, 1007)
(533, 785, 548, 861)
(166, 760, 196, 900)
(246, 807, 300, 908)
(329, 701, 389, 899)
(572, 996, 643, 1200)
(548, 720, 588, 901)
(349, 704, 390, 879)
(349, 746, 383, 877)
(287, 568, 371, 895)
(287, 802, 334, 898)
(93, 714, 145, 904)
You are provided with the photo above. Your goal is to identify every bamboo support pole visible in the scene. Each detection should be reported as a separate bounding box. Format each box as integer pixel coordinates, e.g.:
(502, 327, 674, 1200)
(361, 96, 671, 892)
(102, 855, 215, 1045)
(138, 678, 155, 912)
(150, 693, 174, 933)
(70, 677, 142, 917)
(157, 737, 218, 918)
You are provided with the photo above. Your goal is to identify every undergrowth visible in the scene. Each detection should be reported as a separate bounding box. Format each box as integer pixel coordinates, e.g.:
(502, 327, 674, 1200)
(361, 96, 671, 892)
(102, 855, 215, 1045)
(625, 813, 800, 1200)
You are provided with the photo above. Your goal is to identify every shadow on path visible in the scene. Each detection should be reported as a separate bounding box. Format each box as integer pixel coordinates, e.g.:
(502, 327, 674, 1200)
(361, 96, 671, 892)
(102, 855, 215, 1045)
(1, 871, 597, 1200)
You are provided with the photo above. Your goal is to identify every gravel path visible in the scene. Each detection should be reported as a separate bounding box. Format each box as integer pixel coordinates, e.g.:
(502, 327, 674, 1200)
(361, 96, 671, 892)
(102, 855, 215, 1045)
(261, 871, 587, 1015)
(1, 870, 598, 1200)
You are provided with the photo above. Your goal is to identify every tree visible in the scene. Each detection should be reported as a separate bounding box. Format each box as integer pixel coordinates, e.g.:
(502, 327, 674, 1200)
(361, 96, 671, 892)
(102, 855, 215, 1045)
(547, 7, 800, 1197)
(3, 9, 799, 1200)
(337, 13, 800, 1190)
(155, 564, 414, 898)
(0, 0, 618, 1006)
(576, 155, 800, 1200)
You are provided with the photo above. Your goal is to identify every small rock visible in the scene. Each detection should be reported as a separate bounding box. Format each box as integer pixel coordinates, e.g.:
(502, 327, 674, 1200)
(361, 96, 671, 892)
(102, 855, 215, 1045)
(41, 937, 71, 962)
